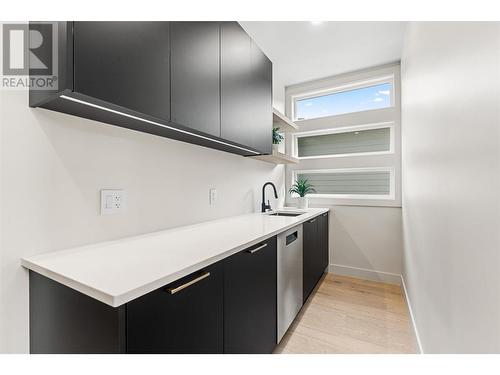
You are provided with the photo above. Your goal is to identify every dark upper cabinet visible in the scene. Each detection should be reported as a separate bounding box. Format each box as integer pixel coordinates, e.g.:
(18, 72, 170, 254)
(126, 262, 223, 354)
(303, 213, 329, 303)
(223, 237, 277, 353)
(249, 41, 273, 154)
(221, 22, 273, 154)
(170, 22, 220, 137)
(29, 21, 272, 157)
(220, 22, 252, 145)
(73, 22, 170, 122)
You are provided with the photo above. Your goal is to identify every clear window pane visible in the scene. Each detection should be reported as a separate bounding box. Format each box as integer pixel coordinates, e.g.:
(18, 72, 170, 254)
(298, 127, 390, 158)
(297, 171, 391, 196)
(295, 82, 392, 120)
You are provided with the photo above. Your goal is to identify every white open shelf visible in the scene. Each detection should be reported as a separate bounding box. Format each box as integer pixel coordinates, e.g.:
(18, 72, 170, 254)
(250, 108, 299, 165)
(273, 108, 299, 133)
(250, 149, 299, 165)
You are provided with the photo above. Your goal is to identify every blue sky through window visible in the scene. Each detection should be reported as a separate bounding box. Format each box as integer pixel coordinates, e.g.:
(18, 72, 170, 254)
(295, 82, 392, 120)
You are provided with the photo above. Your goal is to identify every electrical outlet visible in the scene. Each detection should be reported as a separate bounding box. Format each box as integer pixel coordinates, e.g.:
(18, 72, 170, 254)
(209, 188, 217, 205)
(101, 189, 126, 215)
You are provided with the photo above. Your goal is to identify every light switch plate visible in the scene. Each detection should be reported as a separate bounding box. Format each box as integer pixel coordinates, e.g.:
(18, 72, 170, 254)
(101, 189, 126, 215)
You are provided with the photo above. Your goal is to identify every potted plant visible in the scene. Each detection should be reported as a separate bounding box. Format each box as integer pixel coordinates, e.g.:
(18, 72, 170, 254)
(272, 127, 284, 152)
(289, 178, 316, 209)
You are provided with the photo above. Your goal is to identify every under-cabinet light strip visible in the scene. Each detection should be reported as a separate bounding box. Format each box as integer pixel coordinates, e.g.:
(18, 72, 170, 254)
(59, 95, 260, 155)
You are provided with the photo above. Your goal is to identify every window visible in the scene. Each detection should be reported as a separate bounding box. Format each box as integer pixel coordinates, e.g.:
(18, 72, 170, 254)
(296, 124, 392, 159)
(286, 64, 401, 206)
(294, 168, 394, 199)
(294, 81, 392, 121)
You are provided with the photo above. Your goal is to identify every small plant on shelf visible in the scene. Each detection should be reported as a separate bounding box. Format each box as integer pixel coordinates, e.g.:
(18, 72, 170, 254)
(272, 127, 284, 145)
(289, 178, 316, 209)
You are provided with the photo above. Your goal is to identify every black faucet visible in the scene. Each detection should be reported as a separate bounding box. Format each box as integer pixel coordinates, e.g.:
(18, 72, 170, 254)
(261, 182, 278, 213)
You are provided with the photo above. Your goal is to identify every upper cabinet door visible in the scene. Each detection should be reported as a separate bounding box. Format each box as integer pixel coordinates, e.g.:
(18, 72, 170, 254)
(221, 22, 273, 154)
(249, 42, 273, 154)
(170, 22, 220, 137)
(73, 22, 170, 121)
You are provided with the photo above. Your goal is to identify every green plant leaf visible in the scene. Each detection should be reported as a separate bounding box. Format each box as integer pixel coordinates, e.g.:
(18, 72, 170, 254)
(289, 178, 316, 197)
(272, 127, 284, 144)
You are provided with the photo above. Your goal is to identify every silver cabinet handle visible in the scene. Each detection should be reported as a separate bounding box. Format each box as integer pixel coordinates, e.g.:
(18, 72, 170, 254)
(322, 213, 328, 217)
(166, 272, 210, 294)
(247, 243, 268, 254)
(308, 218, 317, 223)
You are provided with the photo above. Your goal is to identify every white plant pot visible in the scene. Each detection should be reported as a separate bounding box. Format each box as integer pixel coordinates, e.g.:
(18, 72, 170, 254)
(272, 142, 285, 153)
(297, 196, 308, 209)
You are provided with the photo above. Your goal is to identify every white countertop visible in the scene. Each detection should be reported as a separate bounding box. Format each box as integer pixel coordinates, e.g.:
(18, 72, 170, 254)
(21, 208, 329, 307)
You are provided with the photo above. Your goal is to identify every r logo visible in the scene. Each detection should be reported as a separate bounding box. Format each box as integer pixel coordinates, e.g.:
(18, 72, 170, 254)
(2, 23, 53, 76)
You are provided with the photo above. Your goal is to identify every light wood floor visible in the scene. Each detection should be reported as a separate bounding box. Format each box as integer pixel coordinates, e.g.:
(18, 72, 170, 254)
(274, 274, 417, 354)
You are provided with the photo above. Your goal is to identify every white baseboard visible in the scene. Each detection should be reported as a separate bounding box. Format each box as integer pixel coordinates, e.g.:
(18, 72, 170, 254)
(400, 276, 424, 354)
(328, 263, 401, 285)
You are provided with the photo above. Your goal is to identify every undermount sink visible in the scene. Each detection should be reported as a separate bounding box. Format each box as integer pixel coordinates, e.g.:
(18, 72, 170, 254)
(267, 212, 304, 217)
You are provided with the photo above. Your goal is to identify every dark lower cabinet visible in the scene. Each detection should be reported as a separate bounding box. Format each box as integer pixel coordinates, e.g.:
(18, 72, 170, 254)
(126, 263, 223, 353)
(303, 212, 330, 303)
(29, 264, 223, 354)
(223, 237, 277, 353)
(30, 229, 326, 354)
(303, 217, 319, 302)
(318, 212, 329, 272)
(29, 271, 125, 354)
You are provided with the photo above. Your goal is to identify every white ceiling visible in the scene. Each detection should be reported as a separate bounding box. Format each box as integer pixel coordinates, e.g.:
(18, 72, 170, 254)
(240, 22, 407, 88)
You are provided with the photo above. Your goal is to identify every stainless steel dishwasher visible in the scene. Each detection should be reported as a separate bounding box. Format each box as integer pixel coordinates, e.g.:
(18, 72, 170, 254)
(277, 224, 303, 343)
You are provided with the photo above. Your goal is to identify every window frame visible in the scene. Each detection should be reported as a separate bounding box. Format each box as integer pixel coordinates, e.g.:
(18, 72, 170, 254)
(285, 63, 401, 208)
(291, 75, 395, 122)
(292, 167, 396, 201)
(292, 122, 395, 160)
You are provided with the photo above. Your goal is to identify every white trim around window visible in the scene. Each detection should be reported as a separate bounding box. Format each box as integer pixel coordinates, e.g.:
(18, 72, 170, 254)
(292, 122, 395, 160)
(292, 167, 396, 201)
(285, 63, 401, 208)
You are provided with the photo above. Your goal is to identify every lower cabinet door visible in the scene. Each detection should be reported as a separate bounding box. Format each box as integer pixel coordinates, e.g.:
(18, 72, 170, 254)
(126, 262, 223, 353)
(303, 217, 319, 303)
(223, 237, 277, 353)
(318, 212, 330, 273)
(303, 214, 330, 303)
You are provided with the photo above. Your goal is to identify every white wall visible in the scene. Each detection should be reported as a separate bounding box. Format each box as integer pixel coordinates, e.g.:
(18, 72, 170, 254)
(0, 84, 285, 353)
(328, 205, 402, 284)
(401, 22, 500, 353)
